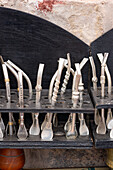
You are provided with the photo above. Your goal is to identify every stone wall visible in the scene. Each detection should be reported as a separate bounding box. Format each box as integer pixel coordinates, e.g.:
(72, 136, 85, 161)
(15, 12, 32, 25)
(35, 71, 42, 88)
(0, 0, 113, 45)
(0, 1, 112, 169)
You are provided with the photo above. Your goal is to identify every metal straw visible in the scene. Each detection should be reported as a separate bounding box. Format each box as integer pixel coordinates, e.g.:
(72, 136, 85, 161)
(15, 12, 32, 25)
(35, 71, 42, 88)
(89, 56, 101, 125)
(96, 53, 108, 134)
(97, 53, 112, 129)
(64, 57, 88, 132)
(41, 58, 66, 140)
(7, 60, 32, 98)
(0, 56, 15, 137)
(66, 63, 80, 139)
(77, 64, 89, 136)
(17, 71, 28, 140)
(29, 64, 44, 135)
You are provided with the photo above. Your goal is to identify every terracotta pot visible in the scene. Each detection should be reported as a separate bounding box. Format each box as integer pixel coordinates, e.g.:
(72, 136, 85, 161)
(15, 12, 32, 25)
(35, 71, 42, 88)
(0, 149, 25, 170)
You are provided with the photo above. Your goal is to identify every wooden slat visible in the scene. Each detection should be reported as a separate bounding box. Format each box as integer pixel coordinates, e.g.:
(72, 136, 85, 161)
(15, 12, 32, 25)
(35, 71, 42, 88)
(23, 148, 106, 169)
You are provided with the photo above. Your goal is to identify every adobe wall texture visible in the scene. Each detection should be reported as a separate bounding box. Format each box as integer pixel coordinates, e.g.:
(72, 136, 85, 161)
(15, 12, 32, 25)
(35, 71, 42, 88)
(0, 0, 113, 45)
(0, 0, 111, 169)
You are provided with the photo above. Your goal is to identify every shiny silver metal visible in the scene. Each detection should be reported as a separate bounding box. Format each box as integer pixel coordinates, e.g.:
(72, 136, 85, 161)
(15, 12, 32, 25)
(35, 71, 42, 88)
(41, 58, 67, 140)
(41, 113, 53, 140)
(66, 63, 80, 139)
(0, 113, 5, 133)
(41, 57, 69, 140)
(72, 58, 88, 96)
(53, 113, 58, 127)
(79, 113, 89, 136)
(7, 60, 32, 98)
(89, 56, 98, 91)
(29, 64, 44, 136)
(61, 53, 71, 94)
(97, 53, 112, 128)
(0, 56, 15, 137)
(5, 62, 18, 82)
(0, 113, 5, 138)
(64, 58, 88, 133)
(41, 57, 68, 140)
(89, 56, 101, 125)
(52, 58, 67, 105)
(94, 108, 101, 125)
(17, 72, 28, 140)
(96, 53, 108, 134)
(41, 113, 49, 131)
(97, 53, 111, 94)
(41, 69, 57, 131)
(64, 113, 72, 132)
(78, 65, 89, 136)
(53, 54, 71, 127)
(96, 108, 106, 134)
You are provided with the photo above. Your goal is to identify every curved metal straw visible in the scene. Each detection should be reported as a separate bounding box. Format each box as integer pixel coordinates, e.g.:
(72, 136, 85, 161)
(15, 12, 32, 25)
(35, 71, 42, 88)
(41, 58, 67, 140)
(98, 54, 113, 138)
(52, 54, 71, 127)
(17, 71, 28, 140)
(48, 54, 73, 100)
(6, 61, 33, 136)
(89, 56, 98, 91)
(96, 53, 108, 134)
(97, 53, 112, 130)
(41, 54, 72, 132)
(72, 58, 88, 95)
(64, 58, 88, 132)
(66, 63, 80, 139)
(52, 58, 68, 105)
(5, 62, 18, 126)
(0, 56, 15, 137)
(89, 56, 101, 125)
(77, 64, 89, 136)
(5, 62, 18, 82)
(29, 64, 44, 135)
(61, 53, 71, 94)
(7, 60, 32, 98)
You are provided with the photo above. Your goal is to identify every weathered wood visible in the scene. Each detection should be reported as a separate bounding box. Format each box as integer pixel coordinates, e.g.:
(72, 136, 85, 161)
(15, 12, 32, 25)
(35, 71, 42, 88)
(23, 148, 107, 169)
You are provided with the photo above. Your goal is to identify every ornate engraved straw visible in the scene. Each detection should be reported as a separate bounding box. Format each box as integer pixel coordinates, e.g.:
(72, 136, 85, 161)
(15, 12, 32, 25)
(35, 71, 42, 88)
(89, 56, 100, 125)
(97, 53, 112, 128)
(29, 64, 44, 136)
(7, 60, 32, 97)
(75, 63, 89, 136)
(64, 57, 88, 132)
(52, 58, 67, 105)
(89, 56, 98, 91)
(61, 53, 71, 94)
(17, 71, 28, 140)
(72, 58, 88, 98)
(0, 56, 14, 136)
(66, 64, 80, 139)
(96, 53, 108, 134)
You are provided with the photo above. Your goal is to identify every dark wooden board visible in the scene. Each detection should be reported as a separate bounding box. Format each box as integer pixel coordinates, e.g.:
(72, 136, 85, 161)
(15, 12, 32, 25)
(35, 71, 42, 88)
(0, 134, 93, 149)
(0, 121, 93, 149)
(91, 121, 113, 149)
(90, 29, 113, 87)
(0, 7, 90, 90)
(0, 89, 94, 113)
(24, 148, 106, 169)
(90, 87, 113, 109)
